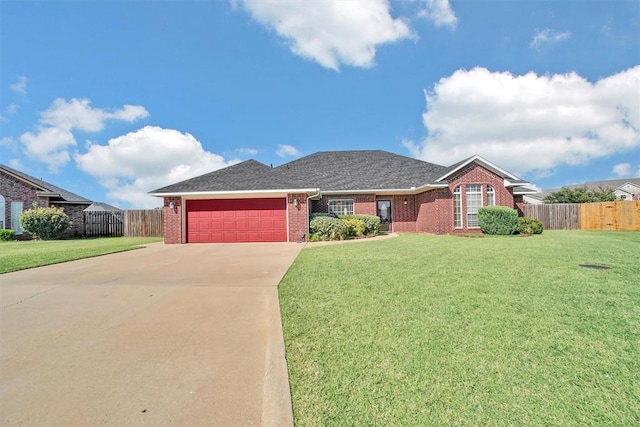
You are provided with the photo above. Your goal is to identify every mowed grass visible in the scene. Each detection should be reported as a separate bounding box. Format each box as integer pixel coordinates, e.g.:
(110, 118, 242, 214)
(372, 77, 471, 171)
(279, 231, 640, 426)
(0, 237, 162, 274)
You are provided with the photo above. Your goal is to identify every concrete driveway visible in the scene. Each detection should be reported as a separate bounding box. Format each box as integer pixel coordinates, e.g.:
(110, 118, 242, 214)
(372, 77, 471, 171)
(0, 242, 303, 426)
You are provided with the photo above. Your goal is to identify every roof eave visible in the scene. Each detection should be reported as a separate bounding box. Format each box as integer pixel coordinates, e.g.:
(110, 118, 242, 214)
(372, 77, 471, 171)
(150, 188, 320, 197)
(436, 155, 520, 182)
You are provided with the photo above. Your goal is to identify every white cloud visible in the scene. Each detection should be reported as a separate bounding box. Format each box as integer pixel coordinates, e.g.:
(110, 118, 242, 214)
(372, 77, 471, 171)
(41, 98, 149, 132)
(612, 162, 640, 178)
(10, 76, 27, 94)
(236, 147, 259, 156)
(276, 144, 300, 158)
(417, 0, 457, 28)
(405, 66, 640, 178)
(75, 126, 237, 208)
(530, 28, 571, 52)
(5, 104, 18, 114)
(237, 0, 413, 70)
(18, 98, 148, 171)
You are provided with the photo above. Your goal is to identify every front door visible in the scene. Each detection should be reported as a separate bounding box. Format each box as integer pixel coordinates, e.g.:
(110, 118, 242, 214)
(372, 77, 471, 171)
(377, 200, 391, 232)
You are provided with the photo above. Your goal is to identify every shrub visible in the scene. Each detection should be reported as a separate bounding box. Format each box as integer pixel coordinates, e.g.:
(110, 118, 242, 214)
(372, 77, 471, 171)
(354, 214, 380, 236)
(0, 229, 15, 241)
(19, 205, 71, 240)
(340, 216, 366, 237)
(517, 217, 544, 235)
(309, 216, 346, 240)
(310, 212, 338, 219)
(478, 206, 518, 235)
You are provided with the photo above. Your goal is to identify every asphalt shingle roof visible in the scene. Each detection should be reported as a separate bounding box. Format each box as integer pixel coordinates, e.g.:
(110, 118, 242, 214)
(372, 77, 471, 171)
(1, 163, 92, 203)
(152, 160, 305, 193)
(275, 150, 448, 191)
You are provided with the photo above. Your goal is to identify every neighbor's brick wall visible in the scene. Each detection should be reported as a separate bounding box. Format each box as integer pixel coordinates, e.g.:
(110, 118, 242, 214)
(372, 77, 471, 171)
(312, 194, 376, 216)
(51, 203, 90, 237)
(288, 193, 308, 242)
(163, 197, 182, 244)
(1, 171, 49, 233)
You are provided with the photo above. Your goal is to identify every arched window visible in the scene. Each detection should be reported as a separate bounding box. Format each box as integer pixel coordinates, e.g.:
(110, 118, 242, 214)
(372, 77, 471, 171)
(487, 185, 495, 206)
(466, 185, 482, 228)
(453, 186, 462, 228)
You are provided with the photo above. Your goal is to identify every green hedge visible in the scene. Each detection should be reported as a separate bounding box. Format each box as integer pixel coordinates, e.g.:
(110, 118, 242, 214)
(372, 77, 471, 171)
(517, 217, 544, 235)
(0, 229, 15, 241)
(478, 206, 518, 235)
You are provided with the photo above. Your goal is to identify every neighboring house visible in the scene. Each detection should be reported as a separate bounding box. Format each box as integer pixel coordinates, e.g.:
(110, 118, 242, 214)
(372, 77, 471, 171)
(85, 202, 123, 212)
(524, 178, 640, 204)
(151, 150, 536, 244)
(0, 164, 92, 237)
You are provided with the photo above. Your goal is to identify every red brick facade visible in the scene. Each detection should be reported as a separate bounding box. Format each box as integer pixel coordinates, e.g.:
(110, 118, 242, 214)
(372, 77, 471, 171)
(288, 193, 308, 242)
(163, 197, 182, 244)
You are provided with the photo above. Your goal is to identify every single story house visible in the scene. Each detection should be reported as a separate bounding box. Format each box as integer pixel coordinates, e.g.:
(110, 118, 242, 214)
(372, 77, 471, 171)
(151, 150, 535, 244)
(524, 178, 640, 204)
(0, 164, 92, 237)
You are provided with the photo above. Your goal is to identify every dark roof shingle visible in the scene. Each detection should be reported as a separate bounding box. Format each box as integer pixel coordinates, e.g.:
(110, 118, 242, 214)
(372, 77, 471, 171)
(0, 164, 91, 203)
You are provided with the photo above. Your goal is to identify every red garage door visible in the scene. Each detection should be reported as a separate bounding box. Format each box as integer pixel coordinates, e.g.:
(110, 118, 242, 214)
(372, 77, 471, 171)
(186, 198, 287, 243)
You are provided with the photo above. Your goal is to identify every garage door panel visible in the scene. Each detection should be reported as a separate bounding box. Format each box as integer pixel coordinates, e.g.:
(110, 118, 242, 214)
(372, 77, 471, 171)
(186, 198, 287, 243)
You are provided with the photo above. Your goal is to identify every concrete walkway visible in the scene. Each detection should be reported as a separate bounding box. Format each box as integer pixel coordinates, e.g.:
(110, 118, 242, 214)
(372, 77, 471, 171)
(0, 242, 303, 426)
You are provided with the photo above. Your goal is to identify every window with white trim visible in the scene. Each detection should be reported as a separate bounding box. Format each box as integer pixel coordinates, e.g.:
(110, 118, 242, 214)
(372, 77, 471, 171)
(11, 201, 23, 234)
(487, 185, 496, 206)
(453, 186, 462, 228)
(328, 199, 354, 216)
(466, 185, 482, 228)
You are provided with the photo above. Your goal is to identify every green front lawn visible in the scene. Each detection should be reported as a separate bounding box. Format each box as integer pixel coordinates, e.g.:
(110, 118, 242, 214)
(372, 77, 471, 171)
(279, 231, 640, 426)
(0, 237, 162, 274)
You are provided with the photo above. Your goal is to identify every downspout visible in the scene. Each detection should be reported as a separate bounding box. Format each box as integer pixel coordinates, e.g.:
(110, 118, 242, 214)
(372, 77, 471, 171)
(306, 189, 321, 240)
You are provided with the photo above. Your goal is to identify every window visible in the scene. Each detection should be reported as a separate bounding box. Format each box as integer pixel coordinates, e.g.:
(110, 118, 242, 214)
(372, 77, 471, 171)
(453, 186, 462, 228)
(328, 199, 354, 216)
(0, 195, 5, 229)
(466, 185, 483, 228)
(487, 185, 495, 206)
(11, 201, 23, 234)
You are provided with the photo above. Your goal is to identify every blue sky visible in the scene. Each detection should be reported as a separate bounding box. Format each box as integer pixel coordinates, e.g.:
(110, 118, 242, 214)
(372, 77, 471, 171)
(1, 0, 638, 208)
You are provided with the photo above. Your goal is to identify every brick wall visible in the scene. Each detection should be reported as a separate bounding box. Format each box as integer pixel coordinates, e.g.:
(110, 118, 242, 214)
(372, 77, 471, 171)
(288, 193, 308, 242)
(1, 171, 50, 235)
(312, 194, 376, 215)
(416, 188, 452, 234)
(163, 197, 182, 244)
(51, 203, 90, 237)
(388, 195, 417, 232)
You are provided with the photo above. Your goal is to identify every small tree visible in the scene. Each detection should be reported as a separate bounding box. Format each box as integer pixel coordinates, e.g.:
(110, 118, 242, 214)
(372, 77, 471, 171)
(544, 186, 616, 203)
(19, 204, 71, 240)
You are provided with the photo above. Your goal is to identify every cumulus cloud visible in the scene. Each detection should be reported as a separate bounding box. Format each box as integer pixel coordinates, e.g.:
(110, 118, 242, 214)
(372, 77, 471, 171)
(10, 76, 27, 94)
(612, 162, 640, 178)
(276, 144, 300, 158)
(530, 28, 571, 52)
(75, 126, 237, 208)
(417, 0, 457, 28)
(18, 98, 148, 171)
(404, 66, 640, 177)
(237, 0, 413, 70)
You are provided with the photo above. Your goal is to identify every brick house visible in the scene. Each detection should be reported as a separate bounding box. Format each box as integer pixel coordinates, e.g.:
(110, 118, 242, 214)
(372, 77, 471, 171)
(151, 150, 535, 244)
(0, 164, 92, 237)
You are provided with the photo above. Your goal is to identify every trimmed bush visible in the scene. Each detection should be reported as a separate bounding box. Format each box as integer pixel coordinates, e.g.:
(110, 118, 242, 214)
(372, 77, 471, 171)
(310, 216, 347, 240)
(517, 217, 544, 235)
(340, 216, 366, 237)
(0, 229, 15, 241)
(354, 214, 380, 236)
(19, 205, 71, 240)
(478, 206, 518, 235)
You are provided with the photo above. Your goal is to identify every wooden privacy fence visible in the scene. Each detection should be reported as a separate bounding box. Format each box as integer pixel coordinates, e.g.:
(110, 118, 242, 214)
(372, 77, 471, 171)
(84, 211, 124, 237)
(124, 209, 164, 237)
(84, 209, 164, 237)
(524, 202, 640, 231)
